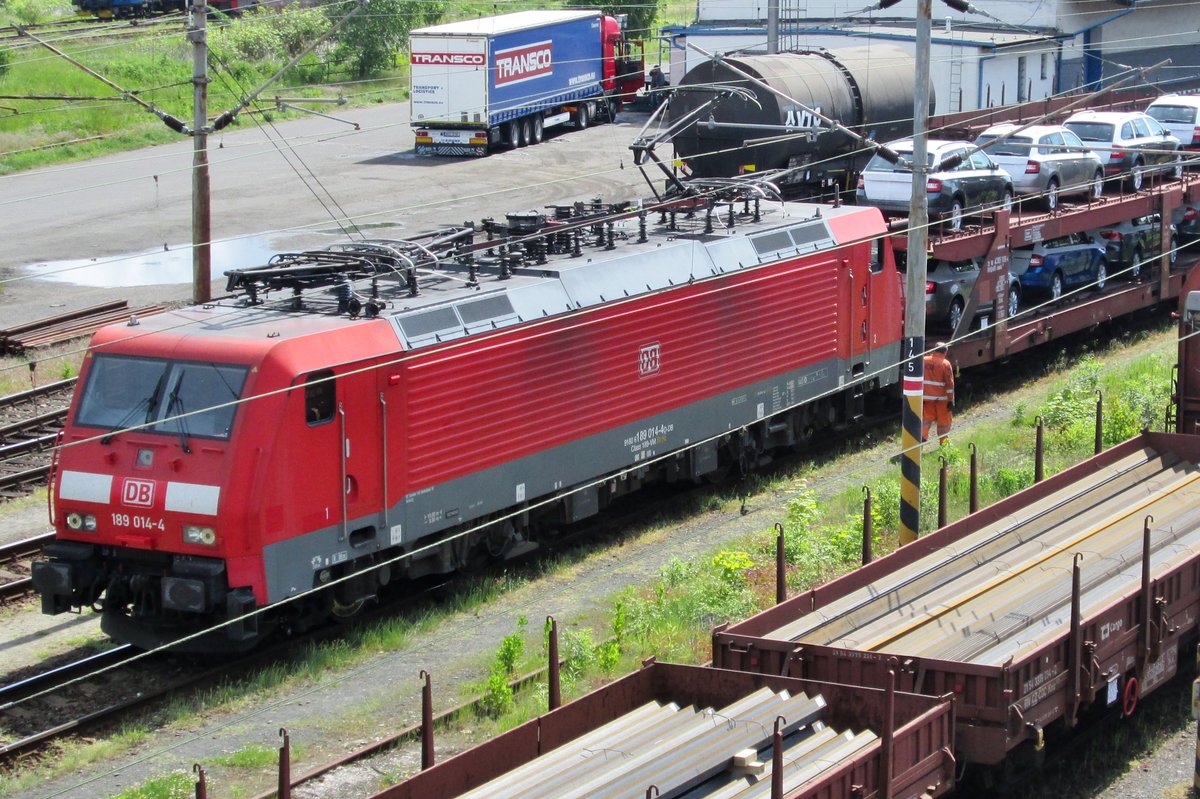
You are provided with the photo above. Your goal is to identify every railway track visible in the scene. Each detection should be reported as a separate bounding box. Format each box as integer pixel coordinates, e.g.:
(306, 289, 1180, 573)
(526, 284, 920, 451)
(0, 378, 76, 500)
(0, 532, 54, 603)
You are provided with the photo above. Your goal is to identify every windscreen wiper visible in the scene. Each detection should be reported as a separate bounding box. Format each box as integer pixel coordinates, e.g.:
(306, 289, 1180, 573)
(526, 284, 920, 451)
(165, 374, 192, 455)
(100, 368, 169, 445)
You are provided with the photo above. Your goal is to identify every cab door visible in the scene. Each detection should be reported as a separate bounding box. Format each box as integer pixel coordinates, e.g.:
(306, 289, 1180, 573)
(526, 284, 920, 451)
(338, 365, 385, 549)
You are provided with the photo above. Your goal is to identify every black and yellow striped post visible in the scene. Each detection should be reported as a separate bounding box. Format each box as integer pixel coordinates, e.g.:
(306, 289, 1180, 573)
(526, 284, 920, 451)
(900, 336, 924, 546)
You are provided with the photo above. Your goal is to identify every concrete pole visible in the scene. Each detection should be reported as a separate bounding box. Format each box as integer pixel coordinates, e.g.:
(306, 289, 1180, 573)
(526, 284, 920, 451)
(189, 0, 212, 304)
(767, 0, 779, 54)
(898, 0, 932, 546)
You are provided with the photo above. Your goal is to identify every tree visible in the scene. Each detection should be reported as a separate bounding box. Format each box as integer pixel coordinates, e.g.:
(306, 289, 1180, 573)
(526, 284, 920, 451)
(566, 0, 663, 39)
(326, 0, 446, 80)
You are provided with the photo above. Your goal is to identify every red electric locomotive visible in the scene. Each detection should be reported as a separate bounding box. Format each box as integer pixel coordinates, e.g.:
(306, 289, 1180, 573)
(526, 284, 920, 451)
(33, 186, 903, 650)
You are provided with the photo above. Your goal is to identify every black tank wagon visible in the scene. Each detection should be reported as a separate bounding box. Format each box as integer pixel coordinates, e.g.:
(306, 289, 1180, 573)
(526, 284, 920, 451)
(668, 46, 930, 189)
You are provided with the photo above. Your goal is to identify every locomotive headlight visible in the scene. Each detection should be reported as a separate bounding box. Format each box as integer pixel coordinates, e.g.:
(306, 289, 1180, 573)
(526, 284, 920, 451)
(66, 513, 98, 531)
(183, 525, 217, 546)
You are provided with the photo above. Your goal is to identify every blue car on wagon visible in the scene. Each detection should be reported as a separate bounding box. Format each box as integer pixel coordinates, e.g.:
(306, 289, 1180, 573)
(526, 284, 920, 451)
(1011, 232, 1108, 300)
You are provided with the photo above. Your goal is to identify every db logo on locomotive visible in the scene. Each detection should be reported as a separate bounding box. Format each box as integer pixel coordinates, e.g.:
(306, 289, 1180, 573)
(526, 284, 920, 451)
(121, 478, 156, 508)
(639, 343, 661, 376)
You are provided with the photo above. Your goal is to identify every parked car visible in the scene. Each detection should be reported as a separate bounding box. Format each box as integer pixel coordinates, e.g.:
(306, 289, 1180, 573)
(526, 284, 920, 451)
(1174, 203, 1199, 248)
(1094, 213, 1179, 277)
(1146, 94, 1200, 151)
(924, 257, 1022, 332)
(1063, 110, 1182, 191)
(856, 139, 1013, 231)
(1010, 232, 1108, 299)
(974, 123, 1104, 210)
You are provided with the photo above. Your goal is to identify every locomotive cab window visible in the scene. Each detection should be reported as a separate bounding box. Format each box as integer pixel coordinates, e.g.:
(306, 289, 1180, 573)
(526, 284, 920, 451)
(305, 371, 336, 425)
(75, 354, 248, 440)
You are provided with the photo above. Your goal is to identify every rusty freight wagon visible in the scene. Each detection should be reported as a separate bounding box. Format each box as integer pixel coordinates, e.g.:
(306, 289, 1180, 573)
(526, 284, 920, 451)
(372, 661, 955, 799)
(713, 431, 1200, 766)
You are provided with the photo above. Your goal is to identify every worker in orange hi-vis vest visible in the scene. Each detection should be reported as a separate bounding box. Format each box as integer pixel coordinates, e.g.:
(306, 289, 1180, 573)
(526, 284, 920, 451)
(922, 342, 955, 445)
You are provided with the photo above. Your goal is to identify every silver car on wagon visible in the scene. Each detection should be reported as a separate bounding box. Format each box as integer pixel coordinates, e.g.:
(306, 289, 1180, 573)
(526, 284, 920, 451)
(974, 123, 1104, 211)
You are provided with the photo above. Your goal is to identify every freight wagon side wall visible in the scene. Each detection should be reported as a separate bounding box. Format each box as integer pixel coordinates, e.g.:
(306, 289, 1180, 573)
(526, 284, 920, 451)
(370, 662, 955, 799)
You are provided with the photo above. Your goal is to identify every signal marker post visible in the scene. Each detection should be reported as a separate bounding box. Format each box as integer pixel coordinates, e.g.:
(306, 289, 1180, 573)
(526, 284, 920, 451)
(899, 0, 933, 546)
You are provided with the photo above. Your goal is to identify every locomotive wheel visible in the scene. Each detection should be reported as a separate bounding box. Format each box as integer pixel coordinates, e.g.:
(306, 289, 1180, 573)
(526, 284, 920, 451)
(1044, 178, 1059, 212)
(331, 596, 369, 620)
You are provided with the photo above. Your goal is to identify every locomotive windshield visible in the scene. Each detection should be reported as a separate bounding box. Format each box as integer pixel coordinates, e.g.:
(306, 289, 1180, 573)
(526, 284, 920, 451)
(75, 354, 249, 441)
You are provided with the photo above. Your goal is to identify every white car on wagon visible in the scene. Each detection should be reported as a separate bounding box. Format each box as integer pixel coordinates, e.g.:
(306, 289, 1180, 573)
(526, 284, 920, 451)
(1146, 94, 1200, 152)
(974, 123, 1105, 211)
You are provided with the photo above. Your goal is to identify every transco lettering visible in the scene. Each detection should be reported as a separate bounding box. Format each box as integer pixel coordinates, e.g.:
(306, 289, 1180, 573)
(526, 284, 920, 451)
(412, 53, 486, 66)
(494, 41, 553, 86)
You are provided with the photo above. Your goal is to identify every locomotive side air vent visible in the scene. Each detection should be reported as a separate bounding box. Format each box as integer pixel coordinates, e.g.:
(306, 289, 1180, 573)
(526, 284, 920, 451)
(394, 306, 465, 347)
(456, 294, 520, 334)
(750, 220, 834, 259)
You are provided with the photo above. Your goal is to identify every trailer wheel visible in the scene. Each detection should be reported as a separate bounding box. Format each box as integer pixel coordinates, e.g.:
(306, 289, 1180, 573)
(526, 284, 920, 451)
(531, 115, 544, 144)
(505, 119, 520, 148)
(576, 103, 589, 130)
(1122, 676, 1139, 716)
(518, 117, 532, 147)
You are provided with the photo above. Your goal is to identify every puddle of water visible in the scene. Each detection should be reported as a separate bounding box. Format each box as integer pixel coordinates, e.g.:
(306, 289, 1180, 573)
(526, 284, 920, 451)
(24, 236, 288, 288)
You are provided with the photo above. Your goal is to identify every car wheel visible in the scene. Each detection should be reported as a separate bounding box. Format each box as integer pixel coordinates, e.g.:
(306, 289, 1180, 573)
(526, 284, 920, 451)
(604, 98, 617, 123)
(506, 120, 520, 148)
(947, 197, 965, 231)
(1129, 160, 1144, 192)
(1170, 235, 1179, 266)
(1130, 249, 1142, 278)
(1044, 178, 1059, 212)
(1002, 188, 1014, 212)
(948, 297, 965, 333)
(531, 115, 544, 144)
(1008, 285, 1020, 319)
(1173, 151, 1184, 180)
(1096, 262, 1106, 290)
(1051, 271, 1064, 300)
(518, 118, 532, 147)
(576, 103, 590, 130)
(1090, 170, 1104, 200)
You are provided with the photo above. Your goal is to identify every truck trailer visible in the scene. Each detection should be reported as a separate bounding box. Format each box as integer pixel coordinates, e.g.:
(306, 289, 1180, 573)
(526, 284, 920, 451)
(409, 10, 644, 156)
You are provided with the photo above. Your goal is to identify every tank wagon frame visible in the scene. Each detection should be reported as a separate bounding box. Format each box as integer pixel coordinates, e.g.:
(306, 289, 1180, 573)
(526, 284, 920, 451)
(374, 661, 956, 799)
(713, 430, 1200, 766)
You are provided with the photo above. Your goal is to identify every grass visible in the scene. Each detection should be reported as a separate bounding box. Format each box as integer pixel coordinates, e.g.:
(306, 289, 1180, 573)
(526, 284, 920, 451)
(0, 345, 81, 396)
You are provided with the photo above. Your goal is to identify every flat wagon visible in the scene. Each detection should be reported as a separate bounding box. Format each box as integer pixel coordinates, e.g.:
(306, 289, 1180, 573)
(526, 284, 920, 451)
(714, 431, 1200, 766)
(372, 661, 955, 799)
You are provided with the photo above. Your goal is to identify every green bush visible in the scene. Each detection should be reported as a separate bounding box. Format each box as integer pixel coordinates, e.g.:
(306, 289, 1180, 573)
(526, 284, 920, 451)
(478, 671, 513, 717)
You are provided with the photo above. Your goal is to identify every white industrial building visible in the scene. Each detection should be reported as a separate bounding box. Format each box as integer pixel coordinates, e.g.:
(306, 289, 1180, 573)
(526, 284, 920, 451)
(662, 0, 1200, 114)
